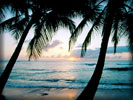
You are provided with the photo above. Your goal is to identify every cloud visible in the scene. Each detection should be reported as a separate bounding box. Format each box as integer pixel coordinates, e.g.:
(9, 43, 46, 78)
(106, 46, 130, 54)
(106, 52, 132, 60)
(44, 40, 63, 51)
(70, 46, 131, 59)
(59, 47, 63, 49)
(71, 48, 99, 58)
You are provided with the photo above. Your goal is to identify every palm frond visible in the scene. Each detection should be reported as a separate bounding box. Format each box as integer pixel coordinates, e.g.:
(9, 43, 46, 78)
(45, 14, 76, 34)
(0, 16, 20, 34)
(123, 0, 133, 11)
(10, 0, 31, 17)
(125, 13, 133, 53)
(10, 16, 30, 40)
(69, 0, 105, 51)
(81, 8, 105, 57)
(119, 8, 132, 54)
(0, 9, 5, 23)
(27, 12, 76, 60)
(27, 17, 46, 60)
(69, 17, 88, 51)
(0, 0, 11, 22)
(112, 14, 120, 54)
(27, 34, 44, 60)
(81, 27, 93, 57)
(58, 17, 76, 33)
(112, 27, 119, 54)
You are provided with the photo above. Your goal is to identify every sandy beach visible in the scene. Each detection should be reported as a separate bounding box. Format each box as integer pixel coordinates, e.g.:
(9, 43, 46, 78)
(1, 88, 133, 100)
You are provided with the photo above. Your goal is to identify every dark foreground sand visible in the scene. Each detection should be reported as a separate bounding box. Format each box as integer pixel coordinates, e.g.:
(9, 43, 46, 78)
(1, 88, 133, 100)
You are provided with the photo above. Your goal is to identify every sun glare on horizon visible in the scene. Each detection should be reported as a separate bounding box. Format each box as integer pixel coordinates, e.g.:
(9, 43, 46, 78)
(68, 57, 80, 61)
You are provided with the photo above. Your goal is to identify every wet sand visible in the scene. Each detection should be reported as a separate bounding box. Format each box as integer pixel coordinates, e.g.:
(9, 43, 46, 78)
(1, 88, 133, 100)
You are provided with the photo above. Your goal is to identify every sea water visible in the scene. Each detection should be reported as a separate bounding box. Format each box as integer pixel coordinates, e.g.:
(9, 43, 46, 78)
(0, 60, 133, 89)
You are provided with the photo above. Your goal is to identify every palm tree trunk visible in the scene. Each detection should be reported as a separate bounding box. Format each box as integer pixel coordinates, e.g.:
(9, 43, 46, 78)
(77, 26, 112, 100)
(0, 18, 34, 95)
(77, 34, 111, 100)
(77, 3, 114, 99)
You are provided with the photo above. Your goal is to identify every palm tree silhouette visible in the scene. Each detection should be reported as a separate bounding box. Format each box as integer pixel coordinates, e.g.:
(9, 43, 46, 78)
(0, 1, 37, 95)
(69, 0, 132, 99)
(0, 0, 89, 96)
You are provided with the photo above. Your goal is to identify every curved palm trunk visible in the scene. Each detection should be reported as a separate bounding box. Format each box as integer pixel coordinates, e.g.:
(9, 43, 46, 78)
(0, 18, 34, 95)
(77, 1, 114, 99)
(77, 30, 111, 100)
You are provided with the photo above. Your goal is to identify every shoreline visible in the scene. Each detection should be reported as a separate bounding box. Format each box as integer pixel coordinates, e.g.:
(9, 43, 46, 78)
(1, 87, 133, 100)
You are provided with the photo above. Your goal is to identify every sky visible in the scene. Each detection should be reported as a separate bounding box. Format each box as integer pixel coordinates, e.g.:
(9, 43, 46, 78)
(1, 17, 132, 61)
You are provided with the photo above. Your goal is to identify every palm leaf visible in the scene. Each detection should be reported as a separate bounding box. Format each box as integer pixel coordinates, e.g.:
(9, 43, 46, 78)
(69, 0, 105, 51)
(119, 6, 133, 54)
(69, 17, 88, 51)
(0, 9, 5, 23)
(0, 0, 11, 22)
(27, 12, 76, 60)
(0, 16, 20, 34)
(81, 27, 93, 57)
(27, 17, 46, 60)
(10, 0, 31, 17)
(112, 13, 120, 54)
(125, 13, 133, 53)
(81, 8, 104, 57)
(10, 16, 30, 40)
(44, 14, 76, 34)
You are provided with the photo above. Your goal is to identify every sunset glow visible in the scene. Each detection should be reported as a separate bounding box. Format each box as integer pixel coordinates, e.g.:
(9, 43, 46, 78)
(2, 20, 130, 61)
(68, 57, 79, 61)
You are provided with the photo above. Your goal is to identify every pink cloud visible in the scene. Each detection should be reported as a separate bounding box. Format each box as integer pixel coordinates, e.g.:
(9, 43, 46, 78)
(44, 40, 63, 51)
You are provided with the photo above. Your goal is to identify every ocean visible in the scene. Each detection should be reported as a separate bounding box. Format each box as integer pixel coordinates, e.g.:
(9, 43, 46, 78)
(0, 60, 133, 89)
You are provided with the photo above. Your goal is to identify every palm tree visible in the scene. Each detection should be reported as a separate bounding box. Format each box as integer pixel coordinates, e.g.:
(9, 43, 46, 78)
(69, 0, 133, 99)
(27, 11, 76, 60)
(0, 0, 89, 95)
(0, 0, 33, 94)
(0, 12, 34, 97)
(69, 0, 105, 51)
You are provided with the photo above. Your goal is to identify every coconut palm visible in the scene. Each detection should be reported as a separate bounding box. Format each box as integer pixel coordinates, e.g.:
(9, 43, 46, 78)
(69, 0, 133, 99)
(69, 0, 105, 51)
(0, 0, 33, 94)
(0, 11, 75, 96)
(27, 11, 76, 60)
(0, 0, 89, 95)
